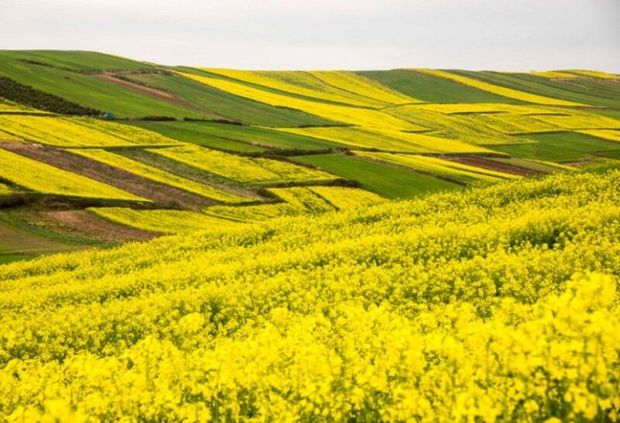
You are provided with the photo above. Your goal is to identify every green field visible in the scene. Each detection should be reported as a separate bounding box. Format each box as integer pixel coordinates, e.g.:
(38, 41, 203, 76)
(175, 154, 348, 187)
(292, 153, 461, 198)
(493, 131, 620, 162)
(453, 70, 620, 109)
(358, 69, 523, 104)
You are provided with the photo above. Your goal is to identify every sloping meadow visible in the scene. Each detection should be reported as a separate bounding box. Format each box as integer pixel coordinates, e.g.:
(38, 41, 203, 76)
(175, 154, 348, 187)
(0, 168, 619, 421)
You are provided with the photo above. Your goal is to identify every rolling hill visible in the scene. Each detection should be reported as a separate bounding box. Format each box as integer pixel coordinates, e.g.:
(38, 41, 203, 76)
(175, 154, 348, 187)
(0, 50, 619, 421)
(0, 50, 619, 264)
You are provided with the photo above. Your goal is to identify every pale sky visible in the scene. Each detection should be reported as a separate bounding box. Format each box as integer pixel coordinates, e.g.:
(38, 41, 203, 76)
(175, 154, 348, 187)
(2, 0, 619, 71)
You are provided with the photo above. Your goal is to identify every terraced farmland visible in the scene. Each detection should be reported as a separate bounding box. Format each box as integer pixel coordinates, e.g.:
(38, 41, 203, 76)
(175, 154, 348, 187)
(1, 50, 620, 422)
(0, 50, 619, 258)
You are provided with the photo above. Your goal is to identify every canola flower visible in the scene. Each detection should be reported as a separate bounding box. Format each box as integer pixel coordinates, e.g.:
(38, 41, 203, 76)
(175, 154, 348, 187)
(0, 148, 145, 201)
(0, 168, 619, 421)
(416, 69, 584, 106)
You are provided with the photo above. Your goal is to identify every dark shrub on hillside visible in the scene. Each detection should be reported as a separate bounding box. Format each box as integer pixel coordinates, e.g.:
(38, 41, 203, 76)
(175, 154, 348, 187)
(0, 76, 101, 115)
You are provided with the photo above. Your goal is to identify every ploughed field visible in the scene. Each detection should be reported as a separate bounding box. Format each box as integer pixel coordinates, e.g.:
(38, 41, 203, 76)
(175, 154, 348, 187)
(0, 51, 619, 421)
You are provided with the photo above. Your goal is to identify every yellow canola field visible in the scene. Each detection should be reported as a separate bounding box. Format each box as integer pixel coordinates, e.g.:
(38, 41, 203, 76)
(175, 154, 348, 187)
(355, 152, 516, 184)
(308, 71, 418, 105)
(579, 129, 620, 143)
(384, 105, 522, 146)
(89, 207, 239, 234)
(463, 112, 560, 134)
(0, 182, 14, 194)
(530, 71, 578, 79)
(408, 103, 558, 115)
(203, 69, 416, 108)
(75, 118, 182, 147)
(0, 148, 145, 200)
(205, 186, 384, 222)
(151, 145, 335, 184)
(72, 149, 247, 203)
(279, 126, 491, 153)
(532, 113, 620, 130)
(0, 169, 619, 421)
(417, 69, 584, 106)
(178, 71, 422, 131)
(568, 70, 620, 80)
(0, 116, 181, 148)
(307, 186, 385, 209)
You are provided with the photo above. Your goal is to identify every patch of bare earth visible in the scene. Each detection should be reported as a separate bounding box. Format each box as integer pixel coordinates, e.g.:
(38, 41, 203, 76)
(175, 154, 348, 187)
(442, 155, 545, 177)
(99, 73, 176, 100)
(38, 210, 158, 243)
(0, 141, 216, 209)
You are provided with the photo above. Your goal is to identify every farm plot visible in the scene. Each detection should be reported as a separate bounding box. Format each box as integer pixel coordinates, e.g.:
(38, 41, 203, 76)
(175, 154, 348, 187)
(0, 115, 173, 148)
(279, 126, 490, 153)
(292, 154, 461, 199)
(177, 71, 421, 131)
(0, 147, 144, 200)
(354, 152, 516, 185)
(384, 105, 520, 146)
(134, 120, 341, 152)
(462, 113, 560, 134)
(72, 149, 248, 203)
(357, 69, 523, 103)
(532, 113, 620, 130)
(0, 182, 14, 194)
(203, 69, 417, 108)
(493, 132, 620, 162)
(417, 69, 583, 106)
(205, 187, 335, 222)
(579, 129, 620, 143)
(307, 186, 385, 209)
(151, 145, 336, 185)
(89, 208, 239, 234)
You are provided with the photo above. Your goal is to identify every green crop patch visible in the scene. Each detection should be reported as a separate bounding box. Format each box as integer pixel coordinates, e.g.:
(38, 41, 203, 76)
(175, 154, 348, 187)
(292, 153, 461, 199)
(493, 131, 620, 162)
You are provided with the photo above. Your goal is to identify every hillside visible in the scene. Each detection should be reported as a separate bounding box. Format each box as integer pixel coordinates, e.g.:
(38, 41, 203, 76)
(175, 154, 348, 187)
(0, 167, 619, 421)
(1, 50, 620, 264)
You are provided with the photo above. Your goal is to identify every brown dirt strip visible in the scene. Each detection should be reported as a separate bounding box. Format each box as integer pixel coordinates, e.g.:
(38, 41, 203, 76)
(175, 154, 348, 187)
(0, 141, 217, 209)
(441, 155, 546, 177)
(97, 72, 224, 119)
(99, 73, 175, 100)
(37, 209, 158, 243)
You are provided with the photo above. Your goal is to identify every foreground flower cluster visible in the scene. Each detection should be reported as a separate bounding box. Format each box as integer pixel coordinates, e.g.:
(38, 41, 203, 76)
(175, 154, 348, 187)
(0, 169, 619, 421)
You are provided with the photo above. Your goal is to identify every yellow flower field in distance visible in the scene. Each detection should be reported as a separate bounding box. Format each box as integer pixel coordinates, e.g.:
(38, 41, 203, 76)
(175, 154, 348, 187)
(417, 69, 585, 106)
(0, 115, 144, 147)
(89, 207, 240, 234)
(0, 148, 146, 200)
(178, 71, 423, 131)
(73, 148, 247, 203)
(579, 129, 620, 143)
(355, 151, 516, 184)
(308, 71, 419, 105)
(568, 70, 620, 79)
(307, 186, 385, 209)
(151, 144, 335, 184)
(202, 69, 413, 108)
(279, 126, 492, 153)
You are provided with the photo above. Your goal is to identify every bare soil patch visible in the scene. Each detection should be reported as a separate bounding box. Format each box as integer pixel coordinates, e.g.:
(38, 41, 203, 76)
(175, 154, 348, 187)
(0, 141, 216, 209)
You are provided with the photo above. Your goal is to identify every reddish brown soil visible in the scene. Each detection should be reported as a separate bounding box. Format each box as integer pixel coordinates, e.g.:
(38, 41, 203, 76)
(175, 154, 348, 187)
(0, 141, 216, 209)
(99, 73, 175, 100)
(38, 209, 158, 242)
